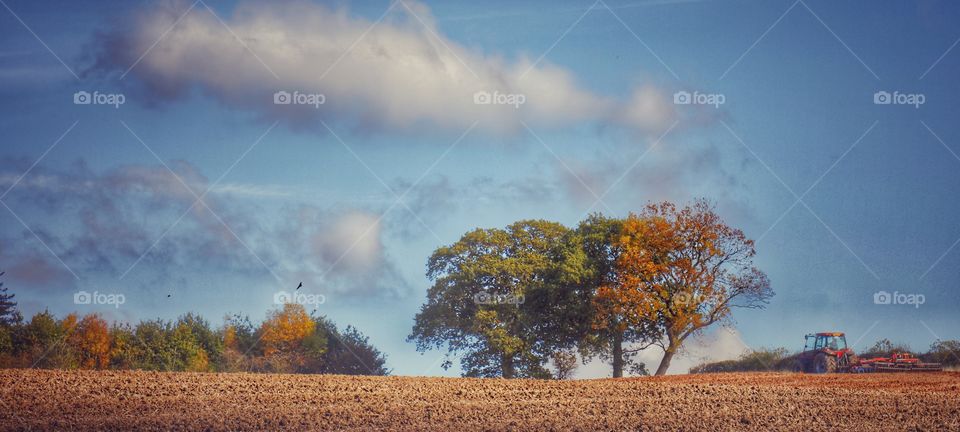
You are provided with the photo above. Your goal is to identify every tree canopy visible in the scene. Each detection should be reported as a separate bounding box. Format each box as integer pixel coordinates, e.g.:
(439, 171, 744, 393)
(408, 220, 588, 378)
(410, 200, 773, 377)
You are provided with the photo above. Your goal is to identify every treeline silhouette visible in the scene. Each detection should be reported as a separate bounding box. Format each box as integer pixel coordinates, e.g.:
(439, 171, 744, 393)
(0, 293, 389, 375)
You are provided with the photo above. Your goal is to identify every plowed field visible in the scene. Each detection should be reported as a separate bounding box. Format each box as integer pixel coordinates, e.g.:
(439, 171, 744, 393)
(2, 369, 958, 431)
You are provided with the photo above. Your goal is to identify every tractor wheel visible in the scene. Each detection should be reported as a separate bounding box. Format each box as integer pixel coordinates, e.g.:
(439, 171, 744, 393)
(814, 353, 837, 374)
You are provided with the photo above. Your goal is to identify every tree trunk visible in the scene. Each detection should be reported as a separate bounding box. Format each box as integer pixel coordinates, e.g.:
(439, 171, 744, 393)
(502, 354, 514, 379)
(655, 345, 677, 376)
(612, 331, 624, 378)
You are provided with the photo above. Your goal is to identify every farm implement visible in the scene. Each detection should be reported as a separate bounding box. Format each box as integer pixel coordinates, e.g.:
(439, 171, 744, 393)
(794, 332, 942, 373)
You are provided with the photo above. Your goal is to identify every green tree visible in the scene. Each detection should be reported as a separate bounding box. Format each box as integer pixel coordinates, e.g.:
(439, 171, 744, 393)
(299, 317, 329, 373)
(18, 311, 75, 368)
(131, 319, 177, 370)
(0, 324, 12, 359)
(108, 323, 136, 369)
(409, 220, 585, 378)
(551, 349, 579, 380)
(925, 340, 960, 367)
(0, 271, 20, 327)
(170, 320, 209, 372)
(319, 319, 387, 375)
(176, 313, 222, 370)
(862, 338, 914, 358)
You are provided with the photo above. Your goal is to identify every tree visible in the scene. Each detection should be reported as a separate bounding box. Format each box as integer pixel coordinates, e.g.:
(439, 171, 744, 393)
(862, 338, 914, 358)
(409, 220, 585, 378)
(298, 317, 329, 373)
(551, 350, 579, 380)
(223, 314, 258, 353)
(68, 314, 111, 369)
(132, 319, 178, 371)
(16, 311, 75, 368)
(258, 303, 318, 372)
(170, 321, 210, 372)
(925, 340, 960, 367)
(260, 303, 315, 356)
(319, 319, 388, 375)
(602, 200, 772, 375)
(176, 313, 223, 369)
(0, 271, 21, 327)
(108, 323, 136, 369)
(577, 214, 658, 378)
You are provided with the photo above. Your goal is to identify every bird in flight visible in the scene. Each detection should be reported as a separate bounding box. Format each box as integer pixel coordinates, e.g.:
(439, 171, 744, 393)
(296, 282, 303, 290)
(167, 294, 171, 298)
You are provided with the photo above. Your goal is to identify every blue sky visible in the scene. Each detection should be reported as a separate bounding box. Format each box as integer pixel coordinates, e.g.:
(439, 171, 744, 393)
(1, 0, 958, 376)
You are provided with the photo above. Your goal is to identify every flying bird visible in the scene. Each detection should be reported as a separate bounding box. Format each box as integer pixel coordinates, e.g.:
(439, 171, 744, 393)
(296, 282, 303, 290)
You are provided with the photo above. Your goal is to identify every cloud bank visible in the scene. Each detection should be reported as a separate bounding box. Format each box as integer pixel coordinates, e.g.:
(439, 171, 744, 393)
(0, 158, 407, 299)
(89, 0, 677, 135)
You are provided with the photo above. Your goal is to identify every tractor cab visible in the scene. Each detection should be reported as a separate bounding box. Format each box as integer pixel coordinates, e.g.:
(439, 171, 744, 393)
(803, 333, 847, 353)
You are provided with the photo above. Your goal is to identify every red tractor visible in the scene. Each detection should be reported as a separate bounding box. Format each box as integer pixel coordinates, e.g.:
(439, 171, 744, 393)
(795, 332, 942, 373)
(795, 332, 856, 373)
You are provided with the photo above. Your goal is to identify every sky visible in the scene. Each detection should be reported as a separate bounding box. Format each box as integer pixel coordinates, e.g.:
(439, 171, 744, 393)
(1, 0, 959, 377)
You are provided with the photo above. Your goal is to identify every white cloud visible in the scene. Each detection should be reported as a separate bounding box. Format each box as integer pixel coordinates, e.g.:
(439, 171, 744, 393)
(280, 205, 406, 297)
(92, 0, 676, 135)
(311, 210, 383, 273)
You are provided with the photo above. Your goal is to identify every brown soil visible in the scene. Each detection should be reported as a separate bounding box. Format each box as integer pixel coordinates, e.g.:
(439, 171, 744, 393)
(2, 369, 958, 431)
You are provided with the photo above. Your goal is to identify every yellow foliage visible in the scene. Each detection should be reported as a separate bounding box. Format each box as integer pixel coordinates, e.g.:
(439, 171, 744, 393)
(223, 325, 237, 350)
(259, 303, 314, 356)
(186, 349, 210, 372)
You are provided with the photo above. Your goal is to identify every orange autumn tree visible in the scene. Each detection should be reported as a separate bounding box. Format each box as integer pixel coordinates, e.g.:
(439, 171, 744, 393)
(70, 314, 111, 369)
(260, 303, 315, 357)
(598, 200, 773, 376)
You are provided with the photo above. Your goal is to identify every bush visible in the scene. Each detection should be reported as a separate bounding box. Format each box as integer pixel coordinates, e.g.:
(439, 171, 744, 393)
(924, 340, 960, 367)
(859, 338, 916, 359)
(690, 348, 793, 374)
